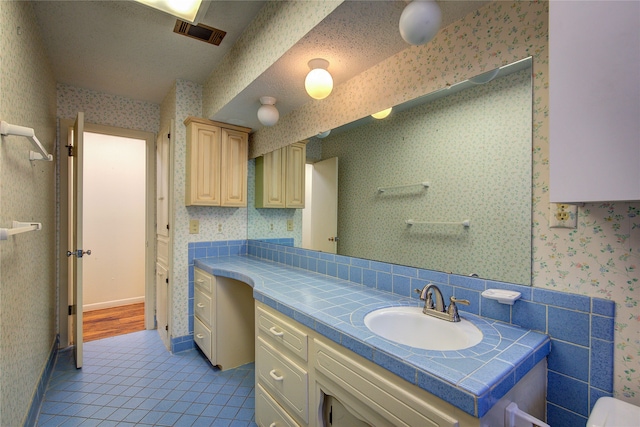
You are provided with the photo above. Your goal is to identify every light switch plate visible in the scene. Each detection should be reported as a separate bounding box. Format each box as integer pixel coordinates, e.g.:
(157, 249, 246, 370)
(189, 219, 199, 234)
(549, 203, 578, 229)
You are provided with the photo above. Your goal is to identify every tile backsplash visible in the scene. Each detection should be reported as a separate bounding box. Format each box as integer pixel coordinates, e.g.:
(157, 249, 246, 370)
(186, 239, 615, 427)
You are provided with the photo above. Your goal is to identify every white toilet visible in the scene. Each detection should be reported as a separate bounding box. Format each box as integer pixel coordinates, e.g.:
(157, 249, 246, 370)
(587, 397, 640, 427)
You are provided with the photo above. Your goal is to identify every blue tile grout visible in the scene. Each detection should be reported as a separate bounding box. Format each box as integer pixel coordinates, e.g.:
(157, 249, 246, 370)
(189, 239, 616, 424)
(37, 330, 256, 427)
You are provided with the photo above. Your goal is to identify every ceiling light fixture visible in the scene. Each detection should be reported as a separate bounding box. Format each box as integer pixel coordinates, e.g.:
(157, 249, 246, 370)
(316, 130, 331, 138)
(305, 59, 333, 100)
(371, 107, 392, 119)
(134, 0, 203, 23)
(257, 96, 279, 127)
(399, 0, 442, 46)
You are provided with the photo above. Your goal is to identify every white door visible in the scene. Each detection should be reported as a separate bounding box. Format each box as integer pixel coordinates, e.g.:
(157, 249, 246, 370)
(155, 262, 168, 345)
(70, 112, 89, 369)
(303, 157, 338, 253)
(155, 124, 173, 349)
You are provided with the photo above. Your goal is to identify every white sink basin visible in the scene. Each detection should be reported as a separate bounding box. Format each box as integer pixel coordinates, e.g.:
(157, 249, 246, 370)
(364, 306, 483, 351)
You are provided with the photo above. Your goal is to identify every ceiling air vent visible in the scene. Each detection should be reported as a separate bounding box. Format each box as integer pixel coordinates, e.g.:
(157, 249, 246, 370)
(173, 20, 226, 46)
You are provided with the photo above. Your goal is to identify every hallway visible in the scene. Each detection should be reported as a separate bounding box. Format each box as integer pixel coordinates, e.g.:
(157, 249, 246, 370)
(37, 331, 256, 426)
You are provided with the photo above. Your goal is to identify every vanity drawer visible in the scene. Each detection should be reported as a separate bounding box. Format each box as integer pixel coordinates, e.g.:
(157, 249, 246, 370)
(257, 336, 308, 423)
(194, 316, 213, 361)
(255, 383, 301, 427)
(257, 305, 308, 362)
(194, 268, 214, 293)
(194, 287, 213, 326)
(314, 338, 459, 427)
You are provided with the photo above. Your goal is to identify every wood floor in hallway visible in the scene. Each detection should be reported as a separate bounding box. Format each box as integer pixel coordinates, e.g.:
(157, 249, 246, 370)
(83, 303, 145, 342)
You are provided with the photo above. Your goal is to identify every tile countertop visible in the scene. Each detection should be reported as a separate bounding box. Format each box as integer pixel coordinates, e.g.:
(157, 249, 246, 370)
(194, 256, 550, 418)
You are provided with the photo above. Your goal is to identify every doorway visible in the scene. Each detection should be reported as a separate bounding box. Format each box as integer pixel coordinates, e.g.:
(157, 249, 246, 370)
(302, 157, 339, 254)
(59, 120, 156, 348)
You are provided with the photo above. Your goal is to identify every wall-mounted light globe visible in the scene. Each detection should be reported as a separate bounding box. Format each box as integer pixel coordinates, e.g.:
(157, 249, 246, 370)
(305, 59, 333, 100)
(317, 130, 331, 138)
(371, 107, 392, 119)
(399, 0, 442, 46)
(257, 96, 279, 127)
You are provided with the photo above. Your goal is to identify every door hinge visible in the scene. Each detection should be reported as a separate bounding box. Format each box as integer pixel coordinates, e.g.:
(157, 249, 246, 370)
(167, 133, 171, 139)
(329, 405, 333, 424)
(65, 144, 74, 157)
(166, 277, 169, 284)
(166, 224, 170, 230)
(68, 305, 76, 315)
(165, 325, 168, 331)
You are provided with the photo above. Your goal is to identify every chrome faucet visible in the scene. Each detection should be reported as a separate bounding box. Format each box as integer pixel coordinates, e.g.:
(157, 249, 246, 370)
(415, 283, 470, 322)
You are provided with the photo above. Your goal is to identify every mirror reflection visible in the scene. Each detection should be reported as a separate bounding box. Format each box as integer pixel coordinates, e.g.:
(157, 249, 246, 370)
(249, 57, 533, 286)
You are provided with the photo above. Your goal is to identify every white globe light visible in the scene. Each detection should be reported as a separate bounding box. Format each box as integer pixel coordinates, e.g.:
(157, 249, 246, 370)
(257, 96, 279, 126)
(399, 0, 442, 46)
(371, 107, 392, 119)
(305, 68, 333, 100)
(316, 130, 331, 138)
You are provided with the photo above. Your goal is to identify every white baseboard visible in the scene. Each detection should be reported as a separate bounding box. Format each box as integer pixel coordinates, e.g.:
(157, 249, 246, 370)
(83, 296, 145, 312)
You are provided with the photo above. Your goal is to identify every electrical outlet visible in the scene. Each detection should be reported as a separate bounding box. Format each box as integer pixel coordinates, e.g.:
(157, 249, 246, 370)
(189, 219, 199, 234)
(549, 203, 578, 229)
(287, 219, 294, 231)
(217, 223, 223, 233)
(270, 223, 274, 231)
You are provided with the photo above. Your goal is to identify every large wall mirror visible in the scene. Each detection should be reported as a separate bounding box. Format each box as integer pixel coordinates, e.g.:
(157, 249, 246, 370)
(249, 57, 533, 286)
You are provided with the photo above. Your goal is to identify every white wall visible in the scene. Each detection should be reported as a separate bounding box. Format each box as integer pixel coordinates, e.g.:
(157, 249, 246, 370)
(82, 132, 146, 310)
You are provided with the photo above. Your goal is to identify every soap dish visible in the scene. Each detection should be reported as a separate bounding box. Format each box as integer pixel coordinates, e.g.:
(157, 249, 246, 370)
(481, 289, 521, 305)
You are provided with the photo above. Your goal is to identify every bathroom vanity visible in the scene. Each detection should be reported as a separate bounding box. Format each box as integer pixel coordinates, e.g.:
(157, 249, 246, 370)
(194, 257, 550, 427)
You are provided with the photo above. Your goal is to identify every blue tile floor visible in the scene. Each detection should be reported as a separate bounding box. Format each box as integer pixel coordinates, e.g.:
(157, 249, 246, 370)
(37, 330, 256, 426)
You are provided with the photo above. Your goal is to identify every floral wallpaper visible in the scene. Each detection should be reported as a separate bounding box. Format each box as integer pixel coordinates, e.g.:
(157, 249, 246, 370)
(248, 0, 640, 407)
(0, 2, 58, 426)
(202, 0, 341, 119)
(57, 83, 159, 133)
(321, 68, 532, 285)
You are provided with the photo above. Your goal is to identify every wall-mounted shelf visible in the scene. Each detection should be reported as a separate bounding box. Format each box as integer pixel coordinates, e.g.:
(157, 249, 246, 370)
(377, 181, 429, 193)
(0, 221, 42, 241)
(406, 219, 471, 227)
(0, 121, 53, 161)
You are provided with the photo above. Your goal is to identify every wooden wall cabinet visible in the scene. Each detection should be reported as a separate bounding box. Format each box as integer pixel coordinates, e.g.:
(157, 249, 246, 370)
(255, 142, 306, 208)
(184, 116, 250, 206)
(549, 1, 640, 203)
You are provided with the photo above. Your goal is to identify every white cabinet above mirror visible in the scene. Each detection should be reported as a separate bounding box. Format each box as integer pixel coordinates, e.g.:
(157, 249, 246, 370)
(549, 1, 640, 203)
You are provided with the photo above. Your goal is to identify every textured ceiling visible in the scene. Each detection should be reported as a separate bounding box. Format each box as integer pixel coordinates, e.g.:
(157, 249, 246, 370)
(32, 0, 266, 104)
(32, 0, 490, 131)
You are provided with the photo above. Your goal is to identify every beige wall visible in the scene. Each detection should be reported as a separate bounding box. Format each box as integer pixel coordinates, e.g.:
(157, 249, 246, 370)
(248, 1, 640, 405)
(82, 133, 146, 310)
(0, 2, 58, 425)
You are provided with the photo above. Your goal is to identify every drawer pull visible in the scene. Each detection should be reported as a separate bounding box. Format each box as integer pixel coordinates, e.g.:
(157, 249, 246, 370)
(269, 423, 277, 427)
(269, 326, 284, 337)
(196, 279, 204, 283)
(197, 303, 205, 308)
(269, 369, 284, 382)
(196, 333, 204, 340)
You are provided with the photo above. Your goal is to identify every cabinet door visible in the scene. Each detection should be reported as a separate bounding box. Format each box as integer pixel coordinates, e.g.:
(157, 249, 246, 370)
(186, 122, 221, 205)
(220, 128, 248, 207)
(285, 143, 306, 208)
(256, 148, 286, 208)
(549, 1, 640, 202)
